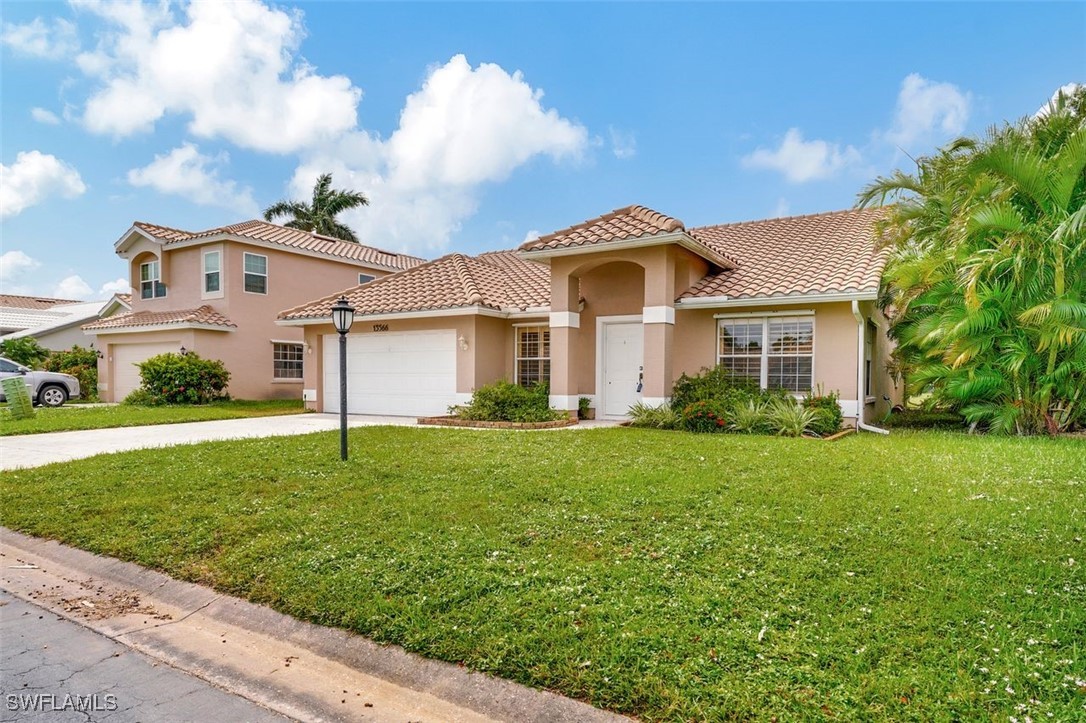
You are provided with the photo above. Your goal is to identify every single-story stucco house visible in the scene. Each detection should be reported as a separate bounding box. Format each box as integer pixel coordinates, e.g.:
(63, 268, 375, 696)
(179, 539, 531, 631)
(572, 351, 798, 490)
(278, 205, 901, 425)
(1, 293, 131, 350)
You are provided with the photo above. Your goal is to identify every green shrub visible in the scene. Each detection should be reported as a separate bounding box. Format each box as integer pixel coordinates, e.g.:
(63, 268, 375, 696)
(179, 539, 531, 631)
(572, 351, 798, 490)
(728, 398, 772, 434)
(121, 388, 162, 406)
(671, 366, 762, 413)
(681, 400, 730, 433)
(456, 381, 564, 423)
(0, 337, 50, 368)
(628, 402, 681, 430)
(578, 396, 592, 420)
(802, 387, 843, 436)
(767, 397, 818, 437)
(43, 345, 99, 401)
(136, 353, 230, 405)
(883, 409, 966, 430)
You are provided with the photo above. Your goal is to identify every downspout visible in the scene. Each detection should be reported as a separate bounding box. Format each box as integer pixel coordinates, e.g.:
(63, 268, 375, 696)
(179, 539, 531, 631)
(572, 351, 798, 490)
(851, 299, 889, 435)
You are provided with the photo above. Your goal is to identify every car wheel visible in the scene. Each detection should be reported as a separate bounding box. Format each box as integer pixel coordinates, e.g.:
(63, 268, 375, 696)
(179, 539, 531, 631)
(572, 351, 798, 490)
(38, 385, 68, 408)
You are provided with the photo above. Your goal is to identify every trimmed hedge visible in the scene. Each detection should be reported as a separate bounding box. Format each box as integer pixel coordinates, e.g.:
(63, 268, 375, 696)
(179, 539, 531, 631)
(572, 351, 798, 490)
(455, 381, 565, 423)
(129, 353, 230, 405)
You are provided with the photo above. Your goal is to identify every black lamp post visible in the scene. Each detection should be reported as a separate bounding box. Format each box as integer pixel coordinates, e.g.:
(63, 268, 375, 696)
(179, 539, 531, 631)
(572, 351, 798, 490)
(330, 296, 355, 461)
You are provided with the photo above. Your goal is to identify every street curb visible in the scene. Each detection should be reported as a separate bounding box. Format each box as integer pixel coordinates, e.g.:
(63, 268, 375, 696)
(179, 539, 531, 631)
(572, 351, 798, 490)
(1, 527, 631, 723)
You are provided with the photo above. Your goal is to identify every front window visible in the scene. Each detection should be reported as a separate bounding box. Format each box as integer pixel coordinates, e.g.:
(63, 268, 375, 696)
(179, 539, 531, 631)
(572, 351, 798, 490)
(204, 251, 221, 293)
(515, 326, 550, 387)
(273, 342, 303, 379)
(244, 253, 267, 294)
(718, 316, 813, 392)
(140, 260, 166, 299)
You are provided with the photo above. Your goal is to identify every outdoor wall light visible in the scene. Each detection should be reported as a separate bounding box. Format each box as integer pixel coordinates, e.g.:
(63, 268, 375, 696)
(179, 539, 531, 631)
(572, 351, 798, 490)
(95, 349, 104, 359)
(330, 296, 355, 461)
(458, 334, 469, 351)
(179, 346, 189, 356)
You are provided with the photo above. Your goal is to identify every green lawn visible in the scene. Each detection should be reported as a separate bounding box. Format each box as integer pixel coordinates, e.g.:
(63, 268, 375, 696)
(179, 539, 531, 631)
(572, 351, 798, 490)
(1, 428, 1083, 720)
(0, 399, 306, 436)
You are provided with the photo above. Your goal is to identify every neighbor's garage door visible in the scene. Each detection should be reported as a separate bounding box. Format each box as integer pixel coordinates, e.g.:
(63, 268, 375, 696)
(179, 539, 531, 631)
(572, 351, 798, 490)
(112, 342, 179, 401)
(323, 330, 457, 416)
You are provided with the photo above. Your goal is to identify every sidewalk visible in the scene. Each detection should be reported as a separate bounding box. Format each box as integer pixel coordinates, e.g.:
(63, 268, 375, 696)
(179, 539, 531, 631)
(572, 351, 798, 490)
(1, 528, 628, 722)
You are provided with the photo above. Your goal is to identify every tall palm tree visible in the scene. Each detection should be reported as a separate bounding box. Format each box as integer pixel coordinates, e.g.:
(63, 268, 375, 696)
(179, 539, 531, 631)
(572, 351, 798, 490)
(263, 173, 368, 243)
(859, 89, 1086, 434)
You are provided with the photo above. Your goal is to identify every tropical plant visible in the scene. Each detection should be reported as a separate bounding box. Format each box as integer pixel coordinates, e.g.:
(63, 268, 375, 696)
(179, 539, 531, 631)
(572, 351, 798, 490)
(859, 86, 1086, 434)
(767, 397, 817, 437)
(728, 398, 772, 434)
(680, 400, 730, 433)
(628, 402, 681, 430)
(135, 353, 230, 405)
(802, 386, 843, 436)
(263, 173, 368, 243)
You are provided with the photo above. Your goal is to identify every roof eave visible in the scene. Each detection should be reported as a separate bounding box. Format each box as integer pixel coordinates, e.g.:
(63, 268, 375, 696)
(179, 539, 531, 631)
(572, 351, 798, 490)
(519, 232, 738, 270)
(676, 290, 879, 309)
(86, 322, 237, 335)
(277, 304, 515, 326)
(114, 226, 164, 256)
(163, 233, 413, 273)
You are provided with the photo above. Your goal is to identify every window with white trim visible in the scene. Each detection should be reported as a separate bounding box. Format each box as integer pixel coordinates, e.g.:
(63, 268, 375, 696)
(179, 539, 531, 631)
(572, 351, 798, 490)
(718, 317, 814, 392)
(358, 273, 375, 285)
(203, 250, 221, 293)
(272, 342, 303, 380)
(865, 321, 876, 397)
(515, 326, 550, 387)
(140, 260, 166, 299)
(244, 253, 267, 294)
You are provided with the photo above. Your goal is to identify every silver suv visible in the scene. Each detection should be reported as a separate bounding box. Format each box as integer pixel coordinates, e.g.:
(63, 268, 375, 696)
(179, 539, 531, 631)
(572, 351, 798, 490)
(0, 356, 82, 407)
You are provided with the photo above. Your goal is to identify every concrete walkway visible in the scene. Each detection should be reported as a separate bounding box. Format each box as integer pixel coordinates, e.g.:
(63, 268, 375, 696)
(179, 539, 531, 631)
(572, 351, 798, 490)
(1, 529, 627, 722)
(0, 414, 416, 471)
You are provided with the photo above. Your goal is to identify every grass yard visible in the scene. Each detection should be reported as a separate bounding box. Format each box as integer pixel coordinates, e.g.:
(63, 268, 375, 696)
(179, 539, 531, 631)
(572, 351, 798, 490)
(1, 428, 1083, 720)
(0, 399, 307, 436)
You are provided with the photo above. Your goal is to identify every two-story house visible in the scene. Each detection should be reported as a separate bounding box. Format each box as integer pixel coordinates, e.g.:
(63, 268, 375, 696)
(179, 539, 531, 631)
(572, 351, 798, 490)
(84, 220, 424, 402)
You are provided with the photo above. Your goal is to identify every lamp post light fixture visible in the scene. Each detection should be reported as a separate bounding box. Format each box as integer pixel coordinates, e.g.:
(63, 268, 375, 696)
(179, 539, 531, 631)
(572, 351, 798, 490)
(330, 296, 355, 461)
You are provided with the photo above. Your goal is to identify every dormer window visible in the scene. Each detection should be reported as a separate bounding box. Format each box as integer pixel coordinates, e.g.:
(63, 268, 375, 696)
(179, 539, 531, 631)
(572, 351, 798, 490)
(140, 260, 166, 299)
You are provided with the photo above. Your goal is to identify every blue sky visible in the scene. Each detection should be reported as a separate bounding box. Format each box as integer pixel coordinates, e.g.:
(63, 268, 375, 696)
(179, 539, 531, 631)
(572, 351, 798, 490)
(1, 1, 1082, 300)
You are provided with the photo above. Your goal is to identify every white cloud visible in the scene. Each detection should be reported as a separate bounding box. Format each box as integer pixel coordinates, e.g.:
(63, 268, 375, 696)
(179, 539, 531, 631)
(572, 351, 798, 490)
(53, 275, 94, 300)
(772, 198, 791, 218)
(608, 126, 637, 159)
(1, 17, 78, 59)
(1035, 82, 1083, 119)
(74, 0, 360, 153)
(885, 73, 970, 147)
(99, 278, 131, 296)
(741, 128, 862, 183)
(290, 54, 588, 254)
(522, 229, 541, 244)
(127, 143, 258, 214)
(0, 151, 87, 218)
(0, 251, 42, 286)
(30, 107, 62, 125)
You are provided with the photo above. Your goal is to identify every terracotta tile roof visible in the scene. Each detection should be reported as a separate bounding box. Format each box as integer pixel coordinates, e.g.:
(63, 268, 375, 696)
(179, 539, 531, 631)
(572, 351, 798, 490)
(519, 205, 686, 252)
(0, 294, 82, 310)
(279, 251, 549, 320)
(133, 220, 425, 271)
(83, 305, 236, 331)
(680, 208, 889, 302)
(116, 293, 132, 306)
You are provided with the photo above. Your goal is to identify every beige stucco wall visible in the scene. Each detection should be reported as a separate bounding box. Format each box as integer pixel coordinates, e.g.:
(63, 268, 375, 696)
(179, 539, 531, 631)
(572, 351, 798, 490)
(100, 239, 393, 401)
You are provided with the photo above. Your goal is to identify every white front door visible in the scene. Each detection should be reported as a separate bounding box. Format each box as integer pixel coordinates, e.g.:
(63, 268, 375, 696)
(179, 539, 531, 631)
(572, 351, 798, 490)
(601, 321, 644, 417)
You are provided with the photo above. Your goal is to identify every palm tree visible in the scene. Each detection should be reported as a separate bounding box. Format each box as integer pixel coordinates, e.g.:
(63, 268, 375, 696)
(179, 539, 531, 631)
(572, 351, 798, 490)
(263, 173, 368, 243)
(859, 89, 1086, 434)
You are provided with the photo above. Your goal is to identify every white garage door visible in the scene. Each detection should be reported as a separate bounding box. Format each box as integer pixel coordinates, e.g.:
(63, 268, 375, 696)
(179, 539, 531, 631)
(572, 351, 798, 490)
(323, 330, 458, 416)
(112, 342, 179, 401)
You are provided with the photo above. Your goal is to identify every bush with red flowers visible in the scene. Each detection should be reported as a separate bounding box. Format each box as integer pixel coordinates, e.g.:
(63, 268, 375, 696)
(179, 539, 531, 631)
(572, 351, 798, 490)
(680, 400, 731, 433)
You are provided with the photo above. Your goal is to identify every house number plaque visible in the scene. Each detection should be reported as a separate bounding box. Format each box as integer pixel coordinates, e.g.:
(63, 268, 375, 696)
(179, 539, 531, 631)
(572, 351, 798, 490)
(372, 323, 389, 332)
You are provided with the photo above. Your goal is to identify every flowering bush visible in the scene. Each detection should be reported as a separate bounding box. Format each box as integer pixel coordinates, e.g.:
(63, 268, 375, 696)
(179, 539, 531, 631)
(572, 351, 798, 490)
(681, 400, 730, 433)
(131, 352, 230, 405)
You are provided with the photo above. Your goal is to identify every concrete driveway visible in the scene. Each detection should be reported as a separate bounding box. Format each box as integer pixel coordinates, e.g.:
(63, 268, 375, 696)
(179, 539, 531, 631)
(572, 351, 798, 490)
(0, 413, 415, 471)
